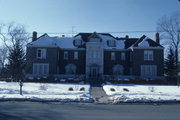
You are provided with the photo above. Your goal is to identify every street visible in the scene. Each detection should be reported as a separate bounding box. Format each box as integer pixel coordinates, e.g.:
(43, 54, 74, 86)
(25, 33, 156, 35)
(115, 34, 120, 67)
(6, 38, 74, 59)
(0, 102, 180, 120)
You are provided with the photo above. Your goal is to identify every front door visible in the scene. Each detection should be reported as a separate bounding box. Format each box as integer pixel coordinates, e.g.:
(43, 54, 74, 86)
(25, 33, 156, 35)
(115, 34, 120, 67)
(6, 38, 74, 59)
(92, 67, 97, 77)
(89, 64, 102, 86)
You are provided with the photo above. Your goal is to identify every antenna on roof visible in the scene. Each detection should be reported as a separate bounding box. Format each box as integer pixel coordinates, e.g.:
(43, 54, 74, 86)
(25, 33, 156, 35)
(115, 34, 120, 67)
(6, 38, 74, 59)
(71, 26, 76, 37)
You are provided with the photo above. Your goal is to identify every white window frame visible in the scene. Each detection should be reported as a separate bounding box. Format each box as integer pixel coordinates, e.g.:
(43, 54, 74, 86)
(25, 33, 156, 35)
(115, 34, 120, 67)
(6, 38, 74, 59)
(144, 50, 153, 61)
(64, 51, 68, 60)
(121, 52, 126, 60)
(74, 51, 78, 60)
(111, 52, 115, 60)
(141, 65, 157, 77)
(37, 48, 46, 59)
(33, 63, 49, 75)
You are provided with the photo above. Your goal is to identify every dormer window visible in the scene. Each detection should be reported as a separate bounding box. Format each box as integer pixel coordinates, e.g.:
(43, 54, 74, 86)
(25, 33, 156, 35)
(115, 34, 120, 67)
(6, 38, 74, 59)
(74, 39, 82, 46)
(108, 40, 116, 47)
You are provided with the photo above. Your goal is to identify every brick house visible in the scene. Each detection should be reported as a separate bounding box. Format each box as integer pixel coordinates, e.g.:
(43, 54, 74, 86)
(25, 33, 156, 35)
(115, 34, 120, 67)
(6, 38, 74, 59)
(26, 32, 164, 83)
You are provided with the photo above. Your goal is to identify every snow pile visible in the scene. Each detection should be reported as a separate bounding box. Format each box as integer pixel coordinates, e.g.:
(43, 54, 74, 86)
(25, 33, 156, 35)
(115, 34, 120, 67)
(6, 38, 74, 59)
(0, 82, 92, 102)
(103, 84, 180, 103)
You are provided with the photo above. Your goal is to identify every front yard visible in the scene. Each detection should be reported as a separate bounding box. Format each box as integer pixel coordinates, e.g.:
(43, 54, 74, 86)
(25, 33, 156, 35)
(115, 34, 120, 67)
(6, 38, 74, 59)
(103, 84, 180, 103)
(0, 82, 92, 102)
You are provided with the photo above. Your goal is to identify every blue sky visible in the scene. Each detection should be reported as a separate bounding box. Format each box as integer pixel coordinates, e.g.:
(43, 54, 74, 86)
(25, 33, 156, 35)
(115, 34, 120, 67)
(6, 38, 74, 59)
(0, 0, 179, 38)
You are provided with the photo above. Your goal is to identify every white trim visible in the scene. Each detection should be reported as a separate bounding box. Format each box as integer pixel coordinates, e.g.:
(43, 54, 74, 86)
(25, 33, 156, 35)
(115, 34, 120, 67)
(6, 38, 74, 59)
(132, 47, 163, 50)
(27, 45, 58, 48)
(104, 49, 128, 51)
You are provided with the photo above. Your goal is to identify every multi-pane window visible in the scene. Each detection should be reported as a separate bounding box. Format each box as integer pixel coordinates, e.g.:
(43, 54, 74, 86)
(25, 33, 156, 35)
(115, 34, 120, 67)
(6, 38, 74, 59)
(111, 52, 115, 60)
(64, 51, 68, 60)
(141, 65, 157, 77)
(74, 52, 78, 60)
(113, 64, 124, 75)
(144, 50, 153, 61)
(108, 40, 116, 47)
(65, 64, 76, 74)
(121, 52, 126, 60)
(37, 49, 46, 59)
(89, 51, 99, 59)
(74, 39, 82, 46)
(33, 63, 49, 75)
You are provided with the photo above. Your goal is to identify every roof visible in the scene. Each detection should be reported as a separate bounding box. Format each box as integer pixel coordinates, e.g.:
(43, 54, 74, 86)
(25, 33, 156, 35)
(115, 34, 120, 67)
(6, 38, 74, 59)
(27, 34, 76, 49)
(27, 32, 163, 49)
(132, 35, 163, 48)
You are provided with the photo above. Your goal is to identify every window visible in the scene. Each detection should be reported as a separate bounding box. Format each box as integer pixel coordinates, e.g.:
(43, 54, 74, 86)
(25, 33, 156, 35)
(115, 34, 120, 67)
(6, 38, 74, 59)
(144, 50, 153, 61)
(111, 52, 115, 60)
(33, 63, 49, 75)
(74, 52, 78, 60)
(74, 39, 82, 46)
(37, 49, 46, 59)
(141, 65, 157, 77)
(121, 52, 126, 60)
(64, 51, 68, 60)
(108, 40, 116, 47)
(113, 64, 124, 75)
(65, 64, 76, 74)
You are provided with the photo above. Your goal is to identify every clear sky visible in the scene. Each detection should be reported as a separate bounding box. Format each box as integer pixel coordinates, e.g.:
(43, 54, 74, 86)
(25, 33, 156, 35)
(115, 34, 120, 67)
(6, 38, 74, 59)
(0, 0, 179, 39)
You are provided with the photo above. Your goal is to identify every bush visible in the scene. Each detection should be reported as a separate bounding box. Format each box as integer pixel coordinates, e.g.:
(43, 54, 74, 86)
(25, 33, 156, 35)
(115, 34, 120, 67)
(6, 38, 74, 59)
(39, 84, 48, 91)
(80, 87, 85, 91)
(123, 88, 129, 92)
(110, 88, 115, 92)
(68, 87, 74, 91)
(148, 87, 156, 92)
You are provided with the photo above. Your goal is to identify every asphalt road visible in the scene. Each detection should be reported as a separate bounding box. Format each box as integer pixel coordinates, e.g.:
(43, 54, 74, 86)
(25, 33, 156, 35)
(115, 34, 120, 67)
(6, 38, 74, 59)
(0, 102, 180, 120)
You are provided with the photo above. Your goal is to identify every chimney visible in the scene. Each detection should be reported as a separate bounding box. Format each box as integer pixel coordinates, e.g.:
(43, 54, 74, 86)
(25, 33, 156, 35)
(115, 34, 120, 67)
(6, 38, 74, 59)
(155, 32, 160, 44)
(125, 35, 129, 39)
(32, 31, 37, 41)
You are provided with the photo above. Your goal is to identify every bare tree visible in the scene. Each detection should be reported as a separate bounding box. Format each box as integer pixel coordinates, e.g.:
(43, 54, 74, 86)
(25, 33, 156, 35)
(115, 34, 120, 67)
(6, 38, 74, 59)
(0, 45, 8, 68)
(157, 13, 180, 75)
(0, 22, 29, 50)
(0, 22, 29, 80)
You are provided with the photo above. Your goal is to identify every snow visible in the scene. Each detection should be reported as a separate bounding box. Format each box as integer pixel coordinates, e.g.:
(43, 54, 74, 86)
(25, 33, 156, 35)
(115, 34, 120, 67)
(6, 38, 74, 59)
(138, 37, 150, 47)
(28, 35, 76, 49)
(103, 84, 180, 103)
(98, 34, 125, 49)
(28, 34, 125, 50)
(0, 82, 92, 102)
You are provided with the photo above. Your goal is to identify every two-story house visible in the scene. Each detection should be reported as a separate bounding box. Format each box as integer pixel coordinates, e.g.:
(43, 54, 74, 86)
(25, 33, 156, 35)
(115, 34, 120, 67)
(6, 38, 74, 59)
(26, 32, 164, 84)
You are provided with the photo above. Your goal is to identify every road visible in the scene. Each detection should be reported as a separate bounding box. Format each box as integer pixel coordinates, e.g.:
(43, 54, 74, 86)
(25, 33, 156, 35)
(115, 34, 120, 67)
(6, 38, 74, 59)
(0, 102, 180, 120)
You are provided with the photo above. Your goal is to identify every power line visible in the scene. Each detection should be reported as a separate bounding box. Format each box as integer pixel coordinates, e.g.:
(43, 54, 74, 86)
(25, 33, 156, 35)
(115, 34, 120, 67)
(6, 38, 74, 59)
(0, 30, 162, 35)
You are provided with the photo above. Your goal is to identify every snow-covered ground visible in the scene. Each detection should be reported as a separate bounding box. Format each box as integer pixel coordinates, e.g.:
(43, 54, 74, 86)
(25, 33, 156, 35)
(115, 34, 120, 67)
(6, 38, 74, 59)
(103, 84, 180, 103)
(0, 82, 92, 102)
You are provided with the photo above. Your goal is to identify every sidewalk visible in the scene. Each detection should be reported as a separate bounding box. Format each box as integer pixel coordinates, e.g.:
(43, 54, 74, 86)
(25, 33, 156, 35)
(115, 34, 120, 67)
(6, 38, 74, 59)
(91, 87, 110, 104)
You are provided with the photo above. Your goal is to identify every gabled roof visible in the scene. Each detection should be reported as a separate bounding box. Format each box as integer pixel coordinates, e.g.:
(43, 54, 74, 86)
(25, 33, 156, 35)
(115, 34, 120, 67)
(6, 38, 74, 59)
(132, 35, 163, 48)
(74, 32, 116, 42)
